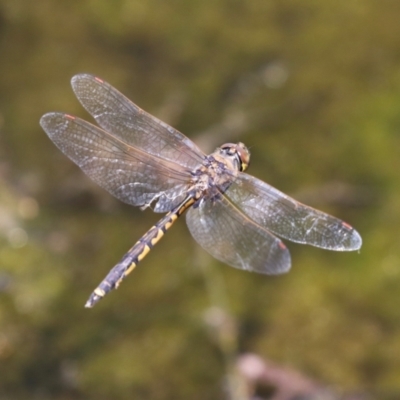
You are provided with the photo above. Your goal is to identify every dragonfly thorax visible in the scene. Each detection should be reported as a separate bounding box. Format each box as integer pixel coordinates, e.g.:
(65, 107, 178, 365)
(189, 143, 250, 203)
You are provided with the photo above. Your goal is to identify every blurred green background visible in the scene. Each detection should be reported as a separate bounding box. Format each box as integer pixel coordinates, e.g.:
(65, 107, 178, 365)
(0, 0, 399, 399)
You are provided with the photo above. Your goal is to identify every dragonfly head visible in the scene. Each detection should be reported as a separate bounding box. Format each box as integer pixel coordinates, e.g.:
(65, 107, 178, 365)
(219, 142, 250, 172)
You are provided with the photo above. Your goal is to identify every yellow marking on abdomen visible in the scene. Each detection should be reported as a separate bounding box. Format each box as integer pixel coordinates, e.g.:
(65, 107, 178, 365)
(85, 195, 196, 308)
(124, 261, 137, 277)
(94, 288, 106, 297)
(137, 244, 151, 261)
(150, 228, 164, 245)
(163, 216, 178, 230)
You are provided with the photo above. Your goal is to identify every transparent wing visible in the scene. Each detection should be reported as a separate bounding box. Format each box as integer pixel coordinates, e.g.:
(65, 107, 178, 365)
(225, 173, 362, 251)
(40, 113, 192, 212)
(71, 74, 205, 170)
(186, 195, 291, 275)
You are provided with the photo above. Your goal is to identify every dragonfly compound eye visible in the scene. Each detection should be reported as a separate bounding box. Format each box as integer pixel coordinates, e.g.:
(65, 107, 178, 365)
(219, 143, 250, 172)
(236, 142, 250, 172)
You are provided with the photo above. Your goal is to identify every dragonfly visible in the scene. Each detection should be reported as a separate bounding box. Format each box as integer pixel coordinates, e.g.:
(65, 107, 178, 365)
(40, 74, 362, 308)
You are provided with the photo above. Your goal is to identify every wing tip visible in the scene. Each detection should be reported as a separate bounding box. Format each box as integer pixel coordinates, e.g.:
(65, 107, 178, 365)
(339, 221, 362, 251)
(275, 244, 292, 274)
(347, 228, 362, 251)
(71, 73, 94, 84)
(262, 240, 292, 275)
(71, 73, 101, 94)
(39, 114, 49, 129)
(39, 112, 60, 134)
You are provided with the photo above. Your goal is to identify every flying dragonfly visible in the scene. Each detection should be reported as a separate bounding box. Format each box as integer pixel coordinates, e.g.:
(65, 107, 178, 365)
(40, 74, 362, 308)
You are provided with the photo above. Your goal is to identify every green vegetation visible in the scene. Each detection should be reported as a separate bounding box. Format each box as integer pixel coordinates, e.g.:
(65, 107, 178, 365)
(0, 0, 399, 398)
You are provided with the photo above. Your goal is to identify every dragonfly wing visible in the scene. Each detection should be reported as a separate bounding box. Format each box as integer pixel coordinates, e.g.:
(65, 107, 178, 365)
(186, 194, 291, 275)
(225, 173, 362, 251)
(40, 113, 191, 212)
(71, 74, 205, 170)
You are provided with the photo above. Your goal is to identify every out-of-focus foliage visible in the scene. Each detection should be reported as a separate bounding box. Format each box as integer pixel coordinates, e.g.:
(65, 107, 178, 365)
(0, 0, 399, 399)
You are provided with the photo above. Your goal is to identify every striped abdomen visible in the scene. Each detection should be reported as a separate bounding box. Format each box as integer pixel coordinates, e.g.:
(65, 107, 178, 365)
(85, 196, 195, 308)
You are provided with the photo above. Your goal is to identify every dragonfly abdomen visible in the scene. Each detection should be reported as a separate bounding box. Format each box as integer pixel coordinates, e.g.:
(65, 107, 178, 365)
(85, 196, 195, 308)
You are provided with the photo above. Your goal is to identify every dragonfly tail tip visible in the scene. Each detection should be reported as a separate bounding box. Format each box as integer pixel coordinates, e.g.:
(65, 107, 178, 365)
(85, 294, 102, 308)
(84, 300, 94, 308)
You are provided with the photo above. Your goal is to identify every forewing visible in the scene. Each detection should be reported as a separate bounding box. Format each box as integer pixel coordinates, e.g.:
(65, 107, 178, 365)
(186, 195, 291, 275)
(225, 173, 362, 251)
(40, 113, 191, 212)
(71, 74, 205, 170)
